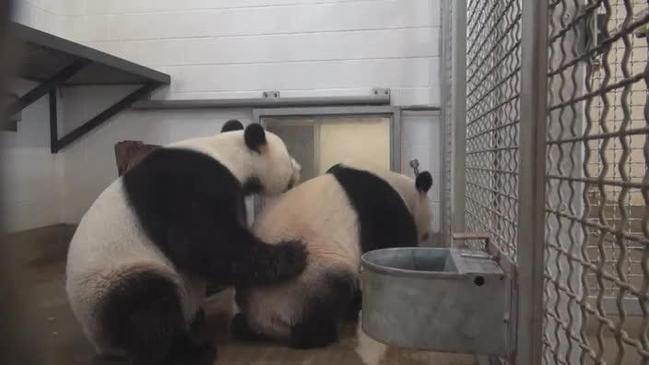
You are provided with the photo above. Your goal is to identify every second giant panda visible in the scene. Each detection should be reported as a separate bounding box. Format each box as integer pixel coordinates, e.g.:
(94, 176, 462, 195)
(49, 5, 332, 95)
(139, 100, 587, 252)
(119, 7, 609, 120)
(233, 163, 433, 348)
(66, 123, 306, 365)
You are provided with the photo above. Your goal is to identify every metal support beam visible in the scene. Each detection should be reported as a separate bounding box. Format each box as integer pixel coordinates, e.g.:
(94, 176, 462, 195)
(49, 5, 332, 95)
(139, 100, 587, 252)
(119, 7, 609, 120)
(516, 0, 548, 363)
(52, 84, 156, 152)
(132, 91, 391, 110)
(11, 59, 89, 114)
(452, 0, 468, 234)
(49, 90, 57, 154)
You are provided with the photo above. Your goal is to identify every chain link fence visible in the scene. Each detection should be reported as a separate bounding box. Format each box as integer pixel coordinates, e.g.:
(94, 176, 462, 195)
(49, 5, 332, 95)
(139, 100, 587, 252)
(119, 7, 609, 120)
(455, 0, 648, 363)
(545, 0, 649, 363)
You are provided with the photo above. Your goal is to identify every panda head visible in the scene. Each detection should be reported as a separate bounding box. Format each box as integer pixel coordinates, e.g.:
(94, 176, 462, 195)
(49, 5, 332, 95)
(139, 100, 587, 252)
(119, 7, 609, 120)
(369, 166, 433, 243)
(413, 171, 433, 242)
(220, 122, 301, 195)
(382, 169, 433, 243)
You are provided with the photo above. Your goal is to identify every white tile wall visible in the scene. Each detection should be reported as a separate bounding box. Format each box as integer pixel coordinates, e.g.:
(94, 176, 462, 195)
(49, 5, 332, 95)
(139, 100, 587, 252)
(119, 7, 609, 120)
(9, 0, 443, 229)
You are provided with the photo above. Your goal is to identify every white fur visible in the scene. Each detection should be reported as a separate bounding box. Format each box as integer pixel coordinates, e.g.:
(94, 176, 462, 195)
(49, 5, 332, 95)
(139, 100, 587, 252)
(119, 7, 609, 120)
(66, 180, 204, 353)
(237, 168, 432, 341)
(171, 130, 300, 195)
(66, 130, 298, 354)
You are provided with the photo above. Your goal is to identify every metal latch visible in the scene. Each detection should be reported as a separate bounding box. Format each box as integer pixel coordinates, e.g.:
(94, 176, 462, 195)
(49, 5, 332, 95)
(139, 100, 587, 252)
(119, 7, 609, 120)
(262, 90, 280, 99)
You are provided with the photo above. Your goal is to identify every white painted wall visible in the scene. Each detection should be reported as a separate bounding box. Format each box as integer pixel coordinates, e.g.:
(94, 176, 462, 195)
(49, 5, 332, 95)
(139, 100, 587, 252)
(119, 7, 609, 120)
(74, 0, 440, 104)
(1, 81, 64, 232)
(9, 0, 443, 230)
(10, 0, 86, 36)
(11, 0, 61, 35)
(3, 2, 68, 232)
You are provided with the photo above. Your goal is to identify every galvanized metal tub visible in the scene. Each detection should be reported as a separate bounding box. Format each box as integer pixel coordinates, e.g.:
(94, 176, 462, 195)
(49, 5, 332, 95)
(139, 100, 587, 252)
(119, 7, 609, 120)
(360, 247, 508, 355)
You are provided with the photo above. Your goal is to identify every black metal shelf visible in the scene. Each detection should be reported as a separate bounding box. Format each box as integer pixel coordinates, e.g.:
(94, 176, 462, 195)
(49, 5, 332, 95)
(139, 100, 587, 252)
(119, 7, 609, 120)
(8, 22, 170, 153)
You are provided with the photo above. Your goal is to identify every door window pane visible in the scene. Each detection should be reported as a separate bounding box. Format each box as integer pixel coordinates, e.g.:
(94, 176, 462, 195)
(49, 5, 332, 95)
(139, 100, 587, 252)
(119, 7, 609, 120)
(264, 115, 391, 181)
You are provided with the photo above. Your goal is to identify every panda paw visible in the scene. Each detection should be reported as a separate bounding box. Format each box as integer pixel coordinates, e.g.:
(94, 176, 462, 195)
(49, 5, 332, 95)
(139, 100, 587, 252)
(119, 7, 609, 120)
(231, 312, 265, 341)
(273, 240, 308, 281)
(171, 340, 217, 365)
(190, 308, 206, 329)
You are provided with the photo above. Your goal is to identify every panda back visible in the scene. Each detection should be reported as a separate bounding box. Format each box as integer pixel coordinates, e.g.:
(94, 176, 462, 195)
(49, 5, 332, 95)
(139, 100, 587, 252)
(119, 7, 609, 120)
(253, 174, 361, 270)
(65, 179, 183, 351)
(67, 179, 173, 277)
(328, 166, 419, 252)
(65, 179, 178, 315)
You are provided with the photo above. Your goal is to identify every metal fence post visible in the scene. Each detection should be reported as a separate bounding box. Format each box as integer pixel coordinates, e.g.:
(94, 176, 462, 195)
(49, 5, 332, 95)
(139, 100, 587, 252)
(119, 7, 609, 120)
(452, 0, 468, 235)
(516, 0, 548, 363)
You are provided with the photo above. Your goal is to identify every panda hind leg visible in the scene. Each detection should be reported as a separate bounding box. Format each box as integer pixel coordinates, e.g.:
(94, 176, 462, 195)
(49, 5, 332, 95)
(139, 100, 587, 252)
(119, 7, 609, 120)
(99, 271, 216, 365)
(230, 312, 268, 341)
(344, 288, 362, 322)
(289, 314, 339, 349)
(288, 270, 356, 349)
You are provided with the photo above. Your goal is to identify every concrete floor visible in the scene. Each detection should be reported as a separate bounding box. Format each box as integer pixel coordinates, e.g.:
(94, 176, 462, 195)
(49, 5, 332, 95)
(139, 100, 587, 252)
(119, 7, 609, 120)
(4, 225, 476, 365)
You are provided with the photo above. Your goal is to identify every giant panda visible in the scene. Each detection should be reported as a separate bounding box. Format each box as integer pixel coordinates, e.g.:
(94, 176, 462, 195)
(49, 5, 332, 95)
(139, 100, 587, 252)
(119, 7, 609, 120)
(65, 123, 305, 365)
(232, 163, 433, 349)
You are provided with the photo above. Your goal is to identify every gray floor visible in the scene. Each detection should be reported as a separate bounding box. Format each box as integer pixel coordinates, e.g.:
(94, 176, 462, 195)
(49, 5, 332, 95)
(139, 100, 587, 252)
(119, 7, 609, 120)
(4, 225, 476, 365)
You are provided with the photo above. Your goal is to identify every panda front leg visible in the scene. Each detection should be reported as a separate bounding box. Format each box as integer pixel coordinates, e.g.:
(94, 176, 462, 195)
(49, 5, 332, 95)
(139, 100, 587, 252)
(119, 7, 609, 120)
(289, 270, 357, 348)
(219, 225, 308, 286)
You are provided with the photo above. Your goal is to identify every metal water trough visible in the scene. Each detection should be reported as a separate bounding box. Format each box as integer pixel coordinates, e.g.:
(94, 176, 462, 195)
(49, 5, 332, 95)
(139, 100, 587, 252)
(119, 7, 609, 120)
(360, 247, 508, 355)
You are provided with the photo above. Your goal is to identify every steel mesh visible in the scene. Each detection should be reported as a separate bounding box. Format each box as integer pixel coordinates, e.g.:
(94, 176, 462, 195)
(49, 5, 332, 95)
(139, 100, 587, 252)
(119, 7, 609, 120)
(463, 0, 648, 362)
(543, 0, 649, 364)
(464, 0, 522, 262)
(441, 0, 455, 245)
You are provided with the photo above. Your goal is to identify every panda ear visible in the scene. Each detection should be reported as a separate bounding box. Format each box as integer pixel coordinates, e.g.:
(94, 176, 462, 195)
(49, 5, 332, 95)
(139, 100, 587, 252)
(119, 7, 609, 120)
(221, 119, 244, 132)
(415, 171, 433, 193)
(326, 163, 344, 174)
(244, 123, 267, 153)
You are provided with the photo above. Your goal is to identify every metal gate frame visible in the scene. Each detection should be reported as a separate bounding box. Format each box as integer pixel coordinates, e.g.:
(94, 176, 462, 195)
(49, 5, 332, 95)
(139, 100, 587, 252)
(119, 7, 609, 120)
(445, 0, 649, 363)
(517, 0, 548, 363)
(444, 0, 549, 363)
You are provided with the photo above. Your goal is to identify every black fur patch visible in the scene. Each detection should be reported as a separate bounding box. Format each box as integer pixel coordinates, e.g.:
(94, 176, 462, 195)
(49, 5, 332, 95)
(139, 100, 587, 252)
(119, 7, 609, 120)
(288, 270, 356, 348)
(242, 177, 262, 195)
(221, 119, 244, 132)
(123, 147, 307, 286)
(326, 163, 343, 174)
(123, 148, 242, 278)
(98, 271, 217, 365)
(416, 171, 433, 193)
(244, 123, 266, 152)
(328, 165, 419, 253)
(345, 289, 362, 321)
(230, 312, 268, 341)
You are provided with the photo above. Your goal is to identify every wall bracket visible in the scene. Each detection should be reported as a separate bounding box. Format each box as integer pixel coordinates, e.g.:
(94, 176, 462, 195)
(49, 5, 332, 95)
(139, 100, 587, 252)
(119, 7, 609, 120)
(8, 22, 170, 153)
